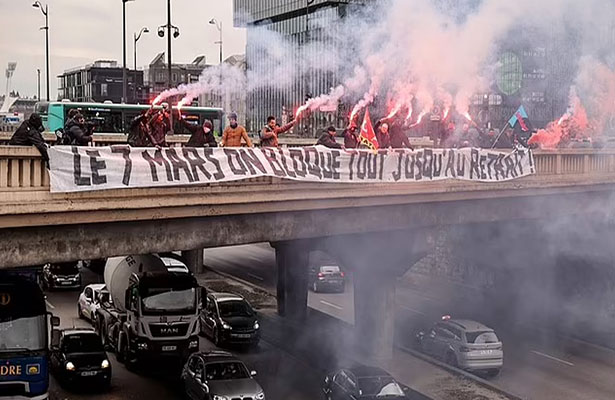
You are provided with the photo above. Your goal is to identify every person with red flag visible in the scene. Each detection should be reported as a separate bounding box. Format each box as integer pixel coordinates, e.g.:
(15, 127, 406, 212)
(358, 108, 379, 151)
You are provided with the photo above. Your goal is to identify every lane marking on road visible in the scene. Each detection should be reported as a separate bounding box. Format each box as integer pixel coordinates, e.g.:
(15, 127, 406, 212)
(320, 300, 343, 310)
(247, 273, 265, 282)
(398, 304, 426, 316)
(45, 300, 55, 310)
(531, 350, 575, 367)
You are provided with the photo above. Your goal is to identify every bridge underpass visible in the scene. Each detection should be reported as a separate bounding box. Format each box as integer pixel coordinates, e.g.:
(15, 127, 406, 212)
(2, 147, 615, 358)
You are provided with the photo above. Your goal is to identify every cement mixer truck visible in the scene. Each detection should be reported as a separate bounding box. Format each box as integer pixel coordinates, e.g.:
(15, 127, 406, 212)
(95, 255, 202, 366)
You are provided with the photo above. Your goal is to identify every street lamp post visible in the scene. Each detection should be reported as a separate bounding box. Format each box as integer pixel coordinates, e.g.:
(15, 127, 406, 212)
(209, 18, 223, 64)
(121, 0, 136, 104)
(36, 69, 41, 100)
(32, 2, 49, 101)
(158, 0, 179, 90)
(134, 27, 149, 103)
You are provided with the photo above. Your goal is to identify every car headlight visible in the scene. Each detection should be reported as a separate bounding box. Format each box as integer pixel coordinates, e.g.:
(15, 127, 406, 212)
(189, 340, 199, 349)
(213, 396, 229, 400)
(137, 342, 148, 350)
(221, 321, 232, 330)
(254, 321, 260, 330)
(256, 392, 265, 400)
(101, 359, 110, 369)
(65, 361, 75, 371)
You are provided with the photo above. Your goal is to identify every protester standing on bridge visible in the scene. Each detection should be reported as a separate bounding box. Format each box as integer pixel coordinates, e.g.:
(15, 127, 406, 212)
(343, 124, 359, 149)
(260, 116, 296, 147)
(9, 113, 49, 163)
(375, 121, 392, 149)
(128, 112, 157, 147)
(147, 106, 170, 147)
(389, 122, 414, 149)
(64, 113, 94, 145)
(221, 112, 252, 147)
(182, 118, 218, 148)
(317, 126, 343, 149)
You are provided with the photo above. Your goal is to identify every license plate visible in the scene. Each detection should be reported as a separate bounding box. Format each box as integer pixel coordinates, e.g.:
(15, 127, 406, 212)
(61, 282, 72, 285)
(81, 371, 98, 376)
(233, 334, 252, 339)
(480, 350, 493, 355)
(162, 345, 177, 351)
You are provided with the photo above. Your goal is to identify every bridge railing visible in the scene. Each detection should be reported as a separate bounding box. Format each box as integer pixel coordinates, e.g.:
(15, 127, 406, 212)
(0, 147, 614, 192)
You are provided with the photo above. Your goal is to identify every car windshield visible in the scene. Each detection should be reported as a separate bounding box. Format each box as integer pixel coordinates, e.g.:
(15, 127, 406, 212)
(142, 288, 196, 313)
(63, 333, 104, 353)
(218, 300, 254, 318)
(50, 263, 78, 274)
(358, 377, 405, 397)
(467, 331, 499, 344)
(321, 266, 341, 274)
(205, 361, 250, 381)
(0, 316, 46, 352)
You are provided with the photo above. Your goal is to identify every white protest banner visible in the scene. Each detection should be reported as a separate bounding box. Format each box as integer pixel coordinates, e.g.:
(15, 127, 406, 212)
(48, 146, 535, 193)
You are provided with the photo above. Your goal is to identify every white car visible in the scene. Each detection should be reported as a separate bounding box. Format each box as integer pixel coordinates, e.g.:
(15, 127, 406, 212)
(77, 283, 106, 323)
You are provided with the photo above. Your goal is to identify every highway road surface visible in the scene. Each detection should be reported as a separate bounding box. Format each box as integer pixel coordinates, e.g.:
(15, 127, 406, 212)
(204, 243, 615, 400)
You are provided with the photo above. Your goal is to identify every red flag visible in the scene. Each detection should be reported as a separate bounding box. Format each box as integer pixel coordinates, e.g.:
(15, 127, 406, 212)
(359, 108, 379, 151)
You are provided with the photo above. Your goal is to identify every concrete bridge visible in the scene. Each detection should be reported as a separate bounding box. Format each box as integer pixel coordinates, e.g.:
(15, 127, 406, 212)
(1, 146, 614, 357)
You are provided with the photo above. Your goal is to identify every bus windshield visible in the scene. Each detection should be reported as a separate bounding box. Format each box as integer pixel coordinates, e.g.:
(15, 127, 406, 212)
(0, 315, 46, 352)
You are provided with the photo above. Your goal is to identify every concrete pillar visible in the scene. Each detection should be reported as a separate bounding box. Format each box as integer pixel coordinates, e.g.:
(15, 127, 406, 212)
(274, 241, 310, 320)
(182, 248, 204, 274)
(354, 268, 396, 360)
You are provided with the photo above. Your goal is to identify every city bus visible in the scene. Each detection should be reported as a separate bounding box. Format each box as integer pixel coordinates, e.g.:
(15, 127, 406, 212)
(34, 101, 226, 137)
(0, 272, 59, 399)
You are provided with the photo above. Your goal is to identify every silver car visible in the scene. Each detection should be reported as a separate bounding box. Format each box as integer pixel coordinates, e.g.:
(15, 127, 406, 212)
(417, 318, 503, 377)
(182, 351, 265, 400)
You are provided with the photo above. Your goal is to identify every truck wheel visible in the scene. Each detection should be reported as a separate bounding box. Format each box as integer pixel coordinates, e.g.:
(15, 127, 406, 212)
(116, 335, 125, 363)
(77, 304, 83, 319)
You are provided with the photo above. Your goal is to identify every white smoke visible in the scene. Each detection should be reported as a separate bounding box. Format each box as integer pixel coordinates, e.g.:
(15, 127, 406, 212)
(157, 0, 615, 129)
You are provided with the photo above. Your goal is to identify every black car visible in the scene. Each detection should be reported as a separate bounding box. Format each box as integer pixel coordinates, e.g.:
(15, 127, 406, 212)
(50, 329, 111, 389)
(42, 262, 81, 290)
(181, 351, 265, 400)
(199, 293, 260, 346)
(323, 366, 410, 399)
(309, 265, 345, 293)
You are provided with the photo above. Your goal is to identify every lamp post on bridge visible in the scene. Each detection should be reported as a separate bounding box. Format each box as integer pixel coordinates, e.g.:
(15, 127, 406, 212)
(134, 27, 149, 103)
(32, 2, 49, 101)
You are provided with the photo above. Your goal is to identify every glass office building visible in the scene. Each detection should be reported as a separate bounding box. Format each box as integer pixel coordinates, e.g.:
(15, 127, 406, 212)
(234, 0, 367, 134)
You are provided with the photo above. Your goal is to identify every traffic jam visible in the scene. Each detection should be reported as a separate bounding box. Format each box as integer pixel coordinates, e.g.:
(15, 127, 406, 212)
(0, 249, 510, 400)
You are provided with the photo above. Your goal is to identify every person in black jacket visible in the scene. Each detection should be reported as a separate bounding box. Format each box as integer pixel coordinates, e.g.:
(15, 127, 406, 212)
(389, 123, 414, 149)
(9, 113, 49, 162)
(317, 126, 343, 149)
(182, 118, 218, 147)
(343, 124, 359, 149)
(64, 113, 93, 145)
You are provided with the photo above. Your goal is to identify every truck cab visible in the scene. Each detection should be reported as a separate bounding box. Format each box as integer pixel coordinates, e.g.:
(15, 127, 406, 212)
(118, 271, 201, 365)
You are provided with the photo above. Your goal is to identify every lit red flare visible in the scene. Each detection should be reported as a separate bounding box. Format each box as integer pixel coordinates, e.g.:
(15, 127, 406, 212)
(462, 112, 472, 122)
(410, 109, 429, 127)
(385, 102, 403, 120)
(296, 104, 309, 119)
(152, 94, 164, 106)
(443, 107, 450, 120)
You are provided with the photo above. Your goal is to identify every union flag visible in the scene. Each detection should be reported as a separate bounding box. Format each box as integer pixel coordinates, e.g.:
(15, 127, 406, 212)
(358, 108, 379, 151)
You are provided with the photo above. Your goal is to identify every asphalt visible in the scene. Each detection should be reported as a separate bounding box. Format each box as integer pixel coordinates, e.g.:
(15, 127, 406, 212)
(204, 243, 615, 400)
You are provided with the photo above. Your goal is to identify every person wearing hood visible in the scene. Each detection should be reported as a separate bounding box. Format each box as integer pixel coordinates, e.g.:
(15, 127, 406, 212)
(64, 113, 94, 145)
(222, 112, 252, 147)
(9, 113, 49, 162)
(182, 118, 218, 148)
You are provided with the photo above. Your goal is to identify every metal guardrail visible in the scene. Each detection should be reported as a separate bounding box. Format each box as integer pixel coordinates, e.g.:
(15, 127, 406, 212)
(0, 147, 614, 192)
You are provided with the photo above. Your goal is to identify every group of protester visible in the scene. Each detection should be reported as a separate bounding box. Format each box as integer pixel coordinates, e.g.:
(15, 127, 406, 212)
(9, 103, 533, 167)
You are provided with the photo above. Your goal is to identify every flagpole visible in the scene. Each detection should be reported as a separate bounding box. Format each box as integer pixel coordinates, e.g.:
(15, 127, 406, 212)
(491, 122, 509, 149)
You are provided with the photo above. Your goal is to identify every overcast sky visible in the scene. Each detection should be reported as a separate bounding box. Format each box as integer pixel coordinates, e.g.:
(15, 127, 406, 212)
(0, 0, 246, 99)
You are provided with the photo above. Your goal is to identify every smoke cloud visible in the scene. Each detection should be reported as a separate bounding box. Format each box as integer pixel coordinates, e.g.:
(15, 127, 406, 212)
(157, 0, 615, 139)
